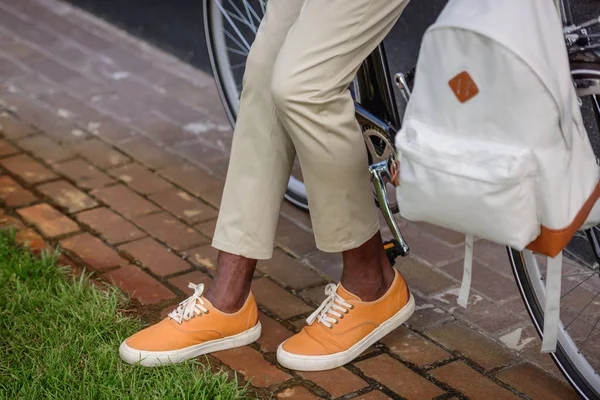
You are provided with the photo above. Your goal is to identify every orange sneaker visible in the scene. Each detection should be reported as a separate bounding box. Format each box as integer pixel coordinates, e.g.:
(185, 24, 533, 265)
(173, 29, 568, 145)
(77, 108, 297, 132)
(119, 283, 261, 367)
(277, 269, 414, 371)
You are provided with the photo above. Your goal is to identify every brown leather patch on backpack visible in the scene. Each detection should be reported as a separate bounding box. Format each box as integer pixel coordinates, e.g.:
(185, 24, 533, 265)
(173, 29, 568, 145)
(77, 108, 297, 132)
(448, 71, 479, 103)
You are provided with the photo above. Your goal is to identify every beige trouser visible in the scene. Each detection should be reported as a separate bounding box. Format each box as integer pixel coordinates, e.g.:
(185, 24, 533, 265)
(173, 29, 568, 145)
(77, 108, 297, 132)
(213, 0, 410, 259)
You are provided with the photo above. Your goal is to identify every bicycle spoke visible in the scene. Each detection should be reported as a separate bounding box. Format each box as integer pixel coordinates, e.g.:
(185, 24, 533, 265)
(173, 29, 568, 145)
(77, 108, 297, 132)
(243, 0, 262, 27)
(259, 0, 266, 14)
(213, 0, 252, 51)
(226, 47, 250, 57)
(565, 290, 600, 330)
(224, 29, 250, 56)
(581, 314, 600, 352)
(228, 1, 258, 33)
(562, 273, 596, 299)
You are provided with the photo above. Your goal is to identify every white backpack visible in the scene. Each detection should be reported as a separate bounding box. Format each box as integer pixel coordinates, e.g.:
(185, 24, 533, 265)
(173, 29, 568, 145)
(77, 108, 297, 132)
(396, 0, 600, 352)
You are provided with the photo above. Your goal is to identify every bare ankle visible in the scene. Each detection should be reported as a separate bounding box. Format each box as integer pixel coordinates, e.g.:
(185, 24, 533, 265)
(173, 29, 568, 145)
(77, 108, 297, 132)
(205, 251, 257, 313)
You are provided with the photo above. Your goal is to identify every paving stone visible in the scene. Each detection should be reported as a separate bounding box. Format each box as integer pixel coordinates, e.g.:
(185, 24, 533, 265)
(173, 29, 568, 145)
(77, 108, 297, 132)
(413, 222, 465, 246)
(17, 134, 74, 164)
(354, 391, 392, 400)
(404, 297, 453, 332)
(91, 184, 158, 218)
(495, 363, 578, 400)
(55, 159, 115, 189)
(381, 326, 451, 367)
(103, 265, 176, 305)
(182, 244, 219, 270)
(120, 237, 191, 277)
(17, 203, 78, 237)
(398, 222, 465, 268)
(256, 312, 293, 353)
(0, 139, 18, 157)
(0, 112, 37, 139)
(305, 251, 342, 282)
(431, 362, 519, 400)
(0, 175, 36, 206)
(299, 368, 368, 398)
(442, 258, 520, 302)
(149, 187, 217, 224)
(299, 284, 329, 306)
(38, 180, 97, 212)
(275, 217, 317, 259)
(199, 181, 224, 209)
(473, 239, 514, 279)
(426, 322, 515, 370)
(213, 346, 292, 388)
(85, 115, 139, 145)
(135, 211, 208, 250)
(61, 232, 127, 271)
(108, 163, 171, 195)
(0, 154, 58, 184)
(449, 296, 528, 336)
(356, 354, 445, 399)
(257, 249, 325, 290)
(119, 136, 182, 170)
(252, 278, 313, 320)
(76, 207, 145, 244)
(168, 270, 213, 294)
(194, 218, 217, 238)
(27, 54, 80, 85)
(159, 162, 221, 197)
(396, 258, 457, 296)
(15, 228, 49, 253)
(276, 386, 317, 399)
(73, 138, 130, 168)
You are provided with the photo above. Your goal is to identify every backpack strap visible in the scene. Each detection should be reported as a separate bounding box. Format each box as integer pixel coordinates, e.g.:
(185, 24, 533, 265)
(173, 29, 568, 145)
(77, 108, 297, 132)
(541, 252, 563, 352)
(458, 234, 474, 308)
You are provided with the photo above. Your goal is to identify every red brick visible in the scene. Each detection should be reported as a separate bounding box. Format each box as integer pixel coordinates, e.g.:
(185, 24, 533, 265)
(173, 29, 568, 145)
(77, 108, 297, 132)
(17, 135, 74, 164)
(300, 285, 329, 306)
(73, 139, 130, 168)
(199, 182, 224, 209)
(442, 258, 520, 301)
(0, 175, 36, 206)
(354, 391, 392, 400)
(27, 54, 80, 85)
(159, 162, 221, 197)
(275, 217, 317, 259)
(431, 362, 519, 400)
(61, 233, 127, 271)
(396, 258, 457, 296)
(425, 322, 515, 370)
(449, 296, 527, 335)
(382, 326, 451, 367)
(305, 251, 342, 282)
(182, 244, 218, 271)
(17, 203, 78, 237)
(103, 265, 176, 305)
(119, 136, 182, 170)
(252, 278, 313, 319)
(256, 312, 293, 353)
(120, 237, 191, 276)
(0, 112, 37, 139)
(108, 163, 171, 195)
(168, 270, 213, 294)
(413, 222, 465, 246)
(0, 154, 58, 184)
(15, 228, 49, 253)
(213, 346, 291, 388)
(38, 180, 97, 212)
(404, 297, 452, 332)
(0, 139, 18, 157)
(257, 249, 324, 290)
(496, 363, 577, 400)
(194, 219, 217, 238)
(0, 57, 26, 79)
(85, 116, 138, 145)
(276, 387, 317, 399)
(135, 211, 208, 250)
(356, 354, 445, 399)
(55, 159, 115, 189)
(150, 188, 217, 224)
(398, 222, 465, 268)
(300, 368, 368, 398)
(76, 207, 145, 244)
(0, 212, 25, 231)
(91, 184, 158, 218)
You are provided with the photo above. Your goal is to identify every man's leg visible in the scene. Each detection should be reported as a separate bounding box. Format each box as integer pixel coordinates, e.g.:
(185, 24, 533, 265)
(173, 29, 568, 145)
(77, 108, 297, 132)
(118, 0, 305, 365)
(271, 0, 413, 371)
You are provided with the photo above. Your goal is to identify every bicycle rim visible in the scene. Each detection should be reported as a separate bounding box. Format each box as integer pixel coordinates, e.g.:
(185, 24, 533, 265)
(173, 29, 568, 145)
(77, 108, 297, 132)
(510, 67, 600, 399)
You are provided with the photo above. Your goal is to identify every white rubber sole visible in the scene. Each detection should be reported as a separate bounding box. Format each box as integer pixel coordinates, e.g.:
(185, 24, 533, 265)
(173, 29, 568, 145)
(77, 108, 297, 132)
(277, 294, 415, 371)
(119, 322, 262, 367)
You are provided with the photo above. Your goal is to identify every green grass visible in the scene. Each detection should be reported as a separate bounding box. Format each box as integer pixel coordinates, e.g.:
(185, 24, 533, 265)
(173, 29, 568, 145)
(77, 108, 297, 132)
(0, 230, 251, 400)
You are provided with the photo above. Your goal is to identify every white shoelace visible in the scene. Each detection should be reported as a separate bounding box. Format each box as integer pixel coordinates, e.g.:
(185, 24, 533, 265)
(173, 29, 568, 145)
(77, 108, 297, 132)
(168, 283, 209, 324)
(306, 283, 353, 328)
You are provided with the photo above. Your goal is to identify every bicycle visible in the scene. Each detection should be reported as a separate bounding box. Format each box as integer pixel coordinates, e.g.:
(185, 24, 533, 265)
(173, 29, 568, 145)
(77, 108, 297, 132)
(204, 0, 600, 397)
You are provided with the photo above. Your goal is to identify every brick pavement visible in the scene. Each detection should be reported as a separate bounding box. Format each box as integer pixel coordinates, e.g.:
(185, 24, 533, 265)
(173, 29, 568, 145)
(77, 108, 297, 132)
(0, 0, 580, 398)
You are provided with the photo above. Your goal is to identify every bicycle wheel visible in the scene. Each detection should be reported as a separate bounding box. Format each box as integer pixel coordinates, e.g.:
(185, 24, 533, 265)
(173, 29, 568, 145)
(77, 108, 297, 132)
(203, 0, 364, 210)
(510, 65, 600, 399)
